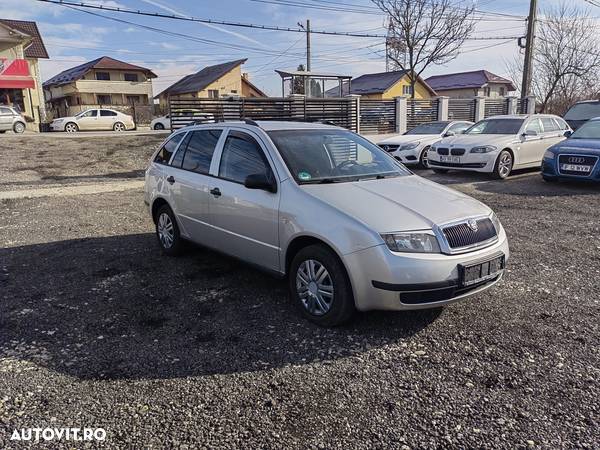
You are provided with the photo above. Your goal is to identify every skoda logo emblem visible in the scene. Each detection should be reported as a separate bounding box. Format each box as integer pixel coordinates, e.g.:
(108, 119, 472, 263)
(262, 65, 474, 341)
(467, 219, 478, 232)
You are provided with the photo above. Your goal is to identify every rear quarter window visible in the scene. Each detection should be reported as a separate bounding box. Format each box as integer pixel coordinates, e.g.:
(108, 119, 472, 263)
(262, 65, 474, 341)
(154, 133, 185, 165)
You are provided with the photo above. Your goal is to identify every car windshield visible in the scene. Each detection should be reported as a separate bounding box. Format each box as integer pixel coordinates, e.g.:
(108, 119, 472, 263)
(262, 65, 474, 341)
(405, 122, 449, 135)
(564, 102, 600, 121)
(570, 120, 600, 139)
(268, 129, 410, 184)
(464, 119, 524, 135)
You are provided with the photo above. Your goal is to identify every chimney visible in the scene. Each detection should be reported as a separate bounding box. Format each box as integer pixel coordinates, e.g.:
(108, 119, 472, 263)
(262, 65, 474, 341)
(242, 72, 249, 80)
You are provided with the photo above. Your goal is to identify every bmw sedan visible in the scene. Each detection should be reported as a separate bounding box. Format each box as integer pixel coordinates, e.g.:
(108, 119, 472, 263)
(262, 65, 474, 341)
(428, 114, 571, 179)
(542, 117, 600, 183)
(145, 121, 509, 326)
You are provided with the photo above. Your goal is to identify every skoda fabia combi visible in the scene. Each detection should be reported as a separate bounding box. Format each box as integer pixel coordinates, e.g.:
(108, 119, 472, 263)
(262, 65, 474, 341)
(145, 121, 509, 326)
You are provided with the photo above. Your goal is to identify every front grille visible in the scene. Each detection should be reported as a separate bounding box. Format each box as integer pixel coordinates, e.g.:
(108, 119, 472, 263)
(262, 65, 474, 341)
(442, 218, 497, 249)
(437, 147, 449, 155)
(451, 148, 466, 156)
(558, 154, 598, 176)
(380, 144, 399, 152)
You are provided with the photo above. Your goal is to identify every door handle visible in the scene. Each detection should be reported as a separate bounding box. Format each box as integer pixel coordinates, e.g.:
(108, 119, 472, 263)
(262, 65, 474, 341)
(210, 187, 221, 197)
(166, 176, 175, 184)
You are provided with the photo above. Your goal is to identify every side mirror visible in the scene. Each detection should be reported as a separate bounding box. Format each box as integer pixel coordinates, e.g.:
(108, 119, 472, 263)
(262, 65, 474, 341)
(523, 129, 538, 137)
(443, 131, 455, 137)
(244, 173, 277, 193)
(564, 130, 573, 138)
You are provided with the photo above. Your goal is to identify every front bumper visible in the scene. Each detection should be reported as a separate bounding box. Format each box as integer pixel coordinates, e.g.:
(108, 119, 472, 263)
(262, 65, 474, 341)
(390, 147, 421, 165)
(49, 122, 64, 131)
(342, 230, 509, 311)
(428, 151, 497, 173)
(542, 156, 600, 182)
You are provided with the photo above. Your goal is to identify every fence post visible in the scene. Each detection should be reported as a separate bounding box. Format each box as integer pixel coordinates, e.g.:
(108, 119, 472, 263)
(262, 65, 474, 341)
(395, 96, 407, 134)
(525, 96, 536, 114)
(474, 96, 486, 122)
(506, 96, 518, 115)
(436, 96, 449, 121)
(345, 94, 360, 133)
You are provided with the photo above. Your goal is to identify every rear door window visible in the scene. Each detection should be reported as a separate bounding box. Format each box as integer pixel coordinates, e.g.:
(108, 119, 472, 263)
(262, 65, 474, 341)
(218, 131, 270, 183)
(181, 130, 222, 174)
(541, 117, 558, 133)
(525, 118, 543, 134)
(100, 110, 117, 117)
(154, 132, 185, 165)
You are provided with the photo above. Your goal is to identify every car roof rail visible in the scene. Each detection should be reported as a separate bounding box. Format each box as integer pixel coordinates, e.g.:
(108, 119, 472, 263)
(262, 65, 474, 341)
(317, 120, 338, 126)
(243, 118, 260, 127)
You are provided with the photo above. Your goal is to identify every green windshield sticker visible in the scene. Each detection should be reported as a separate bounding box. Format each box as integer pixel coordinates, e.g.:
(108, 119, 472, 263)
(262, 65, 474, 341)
(298, 171, 312, 181)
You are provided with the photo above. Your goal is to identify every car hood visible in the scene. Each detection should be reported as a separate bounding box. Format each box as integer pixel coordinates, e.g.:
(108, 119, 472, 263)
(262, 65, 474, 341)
(437, 134, 516, 148)
(550, 138, 600, 154)
(378, 134, 440, 145)
(302, 175, 491, 232)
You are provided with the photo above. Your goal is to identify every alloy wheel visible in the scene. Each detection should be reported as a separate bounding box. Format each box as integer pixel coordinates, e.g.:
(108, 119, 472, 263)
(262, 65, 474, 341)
(420, 148, 429, 168)
(296, 259, 334, 315)
(114, 122, 125, 132)
(13, 122, 25, 133)
(157, 212, 174, 249)
(65, 123, 77, 133)
(498, 153, 512, 178)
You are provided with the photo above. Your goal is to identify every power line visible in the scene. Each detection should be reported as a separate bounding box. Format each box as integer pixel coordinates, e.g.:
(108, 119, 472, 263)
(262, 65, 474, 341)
(36, 0, 523, 40)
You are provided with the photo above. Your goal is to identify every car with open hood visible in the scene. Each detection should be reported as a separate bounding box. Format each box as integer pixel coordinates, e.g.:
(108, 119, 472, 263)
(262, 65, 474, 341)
(377, 120, 473, 168)
(145, 121, 509, 326)
(428, 114, 571, 179)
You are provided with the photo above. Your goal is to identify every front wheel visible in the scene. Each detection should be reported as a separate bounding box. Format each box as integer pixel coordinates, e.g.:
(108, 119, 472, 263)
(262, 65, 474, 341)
(493, 150, 513, 179)
(289, 244, 355, 327)
(154, 123, 165, 130)
(13, 122, 26, 134)
(418, 146, 430, 169)
(113, 122, 126, 132)
(155, 205, 184, 256)
(65, 122, 78, 133)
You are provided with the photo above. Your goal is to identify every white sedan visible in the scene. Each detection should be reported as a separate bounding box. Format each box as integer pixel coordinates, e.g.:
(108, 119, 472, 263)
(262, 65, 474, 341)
(377, 121, 473, 168)
(428, 114, 571, 179)
(50, 109, 135, 132)
(151, 111, 215, 130)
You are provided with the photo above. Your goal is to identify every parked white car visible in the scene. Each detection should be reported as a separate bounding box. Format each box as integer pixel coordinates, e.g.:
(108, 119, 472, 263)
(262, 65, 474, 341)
(145, 120, 509, 326)
(50, 108, 135, 132)
(0, 106, 27, 134)
(378, 121, 473, 168)
(151, 111, 215, 130)
(428, 114, 571, 179)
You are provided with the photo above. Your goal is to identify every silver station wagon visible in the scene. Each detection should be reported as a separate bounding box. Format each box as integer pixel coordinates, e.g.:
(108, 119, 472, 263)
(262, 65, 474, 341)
(144, 121, 509, 326)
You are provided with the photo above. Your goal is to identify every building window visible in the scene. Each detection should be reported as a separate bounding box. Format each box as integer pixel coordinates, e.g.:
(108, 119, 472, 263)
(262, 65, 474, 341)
(124, 73, 139, 82)
(97, 94, 112, 105)
(126, 95, 141, 105)
(96, 72, 110, 81)
(231, 89, 238, 94)
(499, 87, 505, 96)
(208, 90, 219, 99)
(402, 85, 413, 96)
(484, 87, 491, 97)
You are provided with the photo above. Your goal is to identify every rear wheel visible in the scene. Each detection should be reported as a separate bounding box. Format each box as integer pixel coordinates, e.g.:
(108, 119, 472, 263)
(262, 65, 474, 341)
(432, 168, 449, 174)
(289, 244, 355, 327)
(154, 123, 165, 130)
(493, 150, 513, 179)
(113, 122, 126, 132)
(155, 205, 184, 256)
(65, 122, 78, 133)
(13, 122, 25, 134)
(418, 146, 430, 169)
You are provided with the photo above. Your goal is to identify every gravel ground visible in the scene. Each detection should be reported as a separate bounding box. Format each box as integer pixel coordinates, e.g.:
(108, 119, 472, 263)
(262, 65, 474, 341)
(0, 134, 599, 449)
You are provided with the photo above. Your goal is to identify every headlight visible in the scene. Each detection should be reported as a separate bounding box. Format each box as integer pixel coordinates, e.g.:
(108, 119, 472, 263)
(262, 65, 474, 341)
(490, 212, 502, 233)
(53, 119, 63, 123)
(470, 145, 497, 153)
(381, 231, 441, 253)
(543, 150, 555, 160)
(399, 141, 420, 150)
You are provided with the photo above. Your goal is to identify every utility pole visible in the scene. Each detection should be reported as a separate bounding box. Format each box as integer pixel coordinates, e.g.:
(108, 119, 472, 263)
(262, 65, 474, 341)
(298, 19, 311, 96)
(521, 0, 538, 98)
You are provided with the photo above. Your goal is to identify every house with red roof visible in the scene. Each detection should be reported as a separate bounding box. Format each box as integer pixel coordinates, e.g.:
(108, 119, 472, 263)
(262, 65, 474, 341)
(0, 19, 49, 129)
(43, 56, 157, 118)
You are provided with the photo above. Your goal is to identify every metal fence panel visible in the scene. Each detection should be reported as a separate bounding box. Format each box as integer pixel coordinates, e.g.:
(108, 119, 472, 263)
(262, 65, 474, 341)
(407, 99, 438, 130)
(168, 97, 358, 131)
(517, 98, 528, 114)
(359, 99, 396, 134)
(448, 99, 475, 122)
(484, 99, 509, 118)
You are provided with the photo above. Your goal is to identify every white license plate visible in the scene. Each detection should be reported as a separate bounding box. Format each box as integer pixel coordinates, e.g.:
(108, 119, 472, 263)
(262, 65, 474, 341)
(561, 164, 591, 172)
(440, 156, 460, 163)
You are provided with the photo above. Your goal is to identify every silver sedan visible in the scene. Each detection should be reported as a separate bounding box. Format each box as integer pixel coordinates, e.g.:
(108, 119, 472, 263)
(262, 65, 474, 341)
(144, 121, 509, 326)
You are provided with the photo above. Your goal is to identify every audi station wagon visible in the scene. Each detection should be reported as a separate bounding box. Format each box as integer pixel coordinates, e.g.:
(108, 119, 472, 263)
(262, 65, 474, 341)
(144, 121, 509, 326)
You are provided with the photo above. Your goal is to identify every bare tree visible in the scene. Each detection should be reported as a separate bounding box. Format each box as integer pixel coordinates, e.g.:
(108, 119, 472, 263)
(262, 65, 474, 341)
(373, 0, 475, 98)
(507, 3, 600, 114)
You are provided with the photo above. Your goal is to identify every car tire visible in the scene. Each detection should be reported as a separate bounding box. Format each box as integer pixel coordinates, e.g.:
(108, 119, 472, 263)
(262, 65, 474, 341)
(113, 122, 126, 132)
(154, 123, 165, 130)
(418, 146, 430, 169)
(13, 122, 26, 134)
(155, 204, 184, 256)
(432, 168, 449, 174)
(0, 130, 6, 134)
(493, 150, 513, 179)
(289, 244, 355, 327)
(65, 122, 78, 133)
